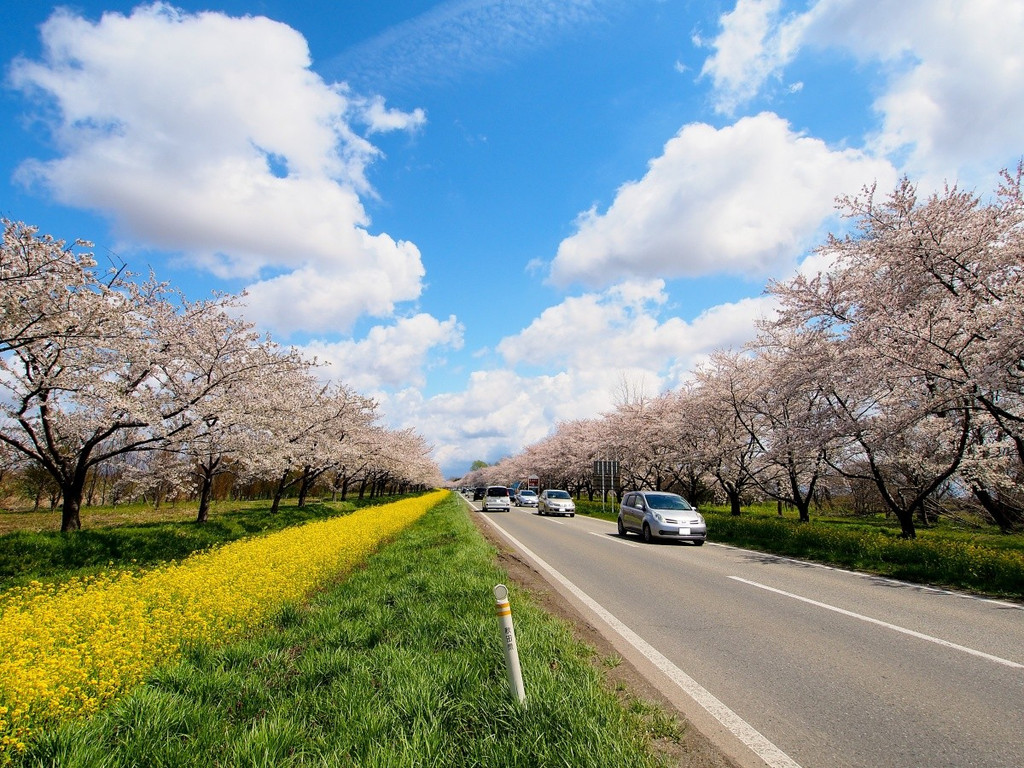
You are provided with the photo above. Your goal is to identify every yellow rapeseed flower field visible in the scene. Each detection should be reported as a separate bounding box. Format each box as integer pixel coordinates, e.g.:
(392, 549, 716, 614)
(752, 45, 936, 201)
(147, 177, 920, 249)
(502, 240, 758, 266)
(0, 490, 446, 760)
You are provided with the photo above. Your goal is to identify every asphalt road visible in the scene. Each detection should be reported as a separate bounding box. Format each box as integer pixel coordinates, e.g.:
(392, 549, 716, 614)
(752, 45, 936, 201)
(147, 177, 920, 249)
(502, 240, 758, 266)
(467, 498, 1024, 768)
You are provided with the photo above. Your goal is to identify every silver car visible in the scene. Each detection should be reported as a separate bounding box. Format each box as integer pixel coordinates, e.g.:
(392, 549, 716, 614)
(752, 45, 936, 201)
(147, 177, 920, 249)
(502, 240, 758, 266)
(515, 489, 539, 507)
(618, 491, 706, 544)
(538, 489, 575, 517)
(481, 485, 511, 512)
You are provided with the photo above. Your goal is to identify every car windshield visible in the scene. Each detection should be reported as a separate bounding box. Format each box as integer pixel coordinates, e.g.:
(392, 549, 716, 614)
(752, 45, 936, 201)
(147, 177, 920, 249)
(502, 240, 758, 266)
(547, 490, 570, 499)
(645, 493, 691, 510)
(520, 490, 536, 497)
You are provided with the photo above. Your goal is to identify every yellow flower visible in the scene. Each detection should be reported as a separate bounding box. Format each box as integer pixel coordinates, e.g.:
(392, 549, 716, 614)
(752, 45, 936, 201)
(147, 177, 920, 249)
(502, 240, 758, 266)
(0, 490, 446, 759)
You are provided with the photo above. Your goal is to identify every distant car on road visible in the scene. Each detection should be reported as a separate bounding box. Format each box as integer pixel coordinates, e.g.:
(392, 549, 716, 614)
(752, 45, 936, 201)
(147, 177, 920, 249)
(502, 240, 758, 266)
(538, 489, 575, 517)
(618, 490, 706, 544)
(472, 486, 486, 500)
(515, 489, 538, 507)
(481, 485, 511, 512)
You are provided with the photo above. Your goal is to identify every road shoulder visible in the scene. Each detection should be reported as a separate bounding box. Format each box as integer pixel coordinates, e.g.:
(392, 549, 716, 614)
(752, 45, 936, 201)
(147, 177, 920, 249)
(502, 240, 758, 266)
(467, 504, 739, 768)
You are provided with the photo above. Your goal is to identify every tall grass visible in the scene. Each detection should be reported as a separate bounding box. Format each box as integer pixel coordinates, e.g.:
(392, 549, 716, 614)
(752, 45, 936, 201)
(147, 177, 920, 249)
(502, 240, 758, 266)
(14, 494, 679, 767)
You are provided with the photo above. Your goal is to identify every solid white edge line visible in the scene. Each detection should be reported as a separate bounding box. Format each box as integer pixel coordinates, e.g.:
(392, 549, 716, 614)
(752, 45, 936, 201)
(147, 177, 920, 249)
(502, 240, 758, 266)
(730, 577, 1024, 669)
(479, 512, 803, 768)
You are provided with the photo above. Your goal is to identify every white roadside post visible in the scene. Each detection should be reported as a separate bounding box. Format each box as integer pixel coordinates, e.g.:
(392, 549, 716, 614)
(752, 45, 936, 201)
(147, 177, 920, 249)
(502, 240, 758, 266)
(493, 584, 526, 706)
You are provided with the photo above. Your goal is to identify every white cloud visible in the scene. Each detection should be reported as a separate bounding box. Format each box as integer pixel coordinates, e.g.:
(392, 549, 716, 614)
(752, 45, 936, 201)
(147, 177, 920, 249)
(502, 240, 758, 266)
(9, 3, 428, 335)
(700, 0, 1024, 185)
(796, 0, 1024, 184)
(698, 0, 795, 115)
(500, 279, 774, 379)
(304, 313, 464, 392)
(381, 368, 616, 471)
(548, 113, 896, 288)
(380, 281, 777, 472)
(359, 95, 427, 134)
(327, 0, 629, 89)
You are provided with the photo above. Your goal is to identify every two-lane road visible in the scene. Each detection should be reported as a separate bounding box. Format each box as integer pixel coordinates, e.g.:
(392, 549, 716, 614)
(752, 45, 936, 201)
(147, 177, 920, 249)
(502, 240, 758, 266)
(467, 499, 1024, 768)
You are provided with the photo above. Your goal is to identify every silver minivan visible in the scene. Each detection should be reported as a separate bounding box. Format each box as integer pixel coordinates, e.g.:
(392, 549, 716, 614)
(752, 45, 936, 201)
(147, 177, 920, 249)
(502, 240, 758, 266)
(618, 491, 706, 544)
(481, 485, 512, 512)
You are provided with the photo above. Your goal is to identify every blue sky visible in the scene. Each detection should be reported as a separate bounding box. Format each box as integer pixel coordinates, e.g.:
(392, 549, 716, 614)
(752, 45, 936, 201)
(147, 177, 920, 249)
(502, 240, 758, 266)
(2, 0, 1022, 477)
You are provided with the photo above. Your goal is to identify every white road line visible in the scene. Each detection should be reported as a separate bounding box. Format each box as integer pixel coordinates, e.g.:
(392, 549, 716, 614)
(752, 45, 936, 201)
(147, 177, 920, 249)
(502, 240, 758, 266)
(716, 545, 1024, 610)
(588, 530, 641, 548)
(730, 577, 1024, 669)
(480, 514, 803, 768)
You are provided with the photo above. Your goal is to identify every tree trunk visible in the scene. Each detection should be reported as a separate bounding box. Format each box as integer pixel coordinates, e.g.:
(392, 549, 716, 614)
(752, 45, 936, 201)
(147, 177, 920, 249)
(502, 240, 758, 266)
(895, 509, 917, 539)
(724, 481, 741, 516)
(972, 486, 1023, 533)
(60, 474, 87, 532)
(297, 466, 312, 507)
(271, 470, 288, 514)
(196, 470, 214, 524)
(729, 490, 741, 516)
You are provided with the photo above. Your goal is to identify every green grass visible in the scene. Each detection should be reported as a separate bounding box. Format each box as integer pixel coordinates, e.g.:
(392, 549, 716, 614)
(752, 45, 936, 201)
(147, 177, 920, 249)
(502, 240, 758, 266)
(12, 494, 682, 767)
(0, 495, 423, 589)
(570, 497, 1024, 599)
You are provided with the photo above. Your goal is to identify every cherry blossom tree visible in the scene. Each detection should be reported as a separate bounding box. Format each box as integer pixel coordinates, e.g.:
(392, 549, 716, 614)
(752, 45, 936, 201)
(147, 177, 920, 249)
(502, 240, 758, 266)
(739, 328, 840, 521)
(769, 168, 1023, 532)
(691, 351, 762, 516)
(0, 259, 285, 530)
(1, 219, 111, 354)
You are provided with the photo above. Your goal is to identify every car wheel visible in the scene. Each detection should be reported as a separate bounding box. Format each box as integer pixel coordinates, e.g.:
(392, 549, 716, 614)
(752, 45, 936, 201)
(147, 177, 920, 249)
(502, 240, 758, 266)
(617, 517, 627, 536)
(570, 513, 575, 517)
(693, 539, 705, 546)
(642, 523, 654, 543)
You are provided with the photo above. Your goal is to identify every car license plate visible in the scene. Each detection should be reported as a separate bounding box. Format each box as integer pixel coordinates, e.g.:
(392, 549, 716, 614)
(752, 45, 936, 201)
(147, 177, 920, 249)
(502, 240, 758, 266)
(678, 527, 690, 535)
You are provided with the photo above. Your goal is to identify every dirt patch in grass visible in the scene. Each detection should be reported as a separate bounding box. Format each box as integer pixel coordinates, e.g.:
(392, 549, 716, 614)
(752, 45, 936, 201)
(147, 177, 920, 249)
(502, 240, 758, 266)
(468, 510, 738, 768)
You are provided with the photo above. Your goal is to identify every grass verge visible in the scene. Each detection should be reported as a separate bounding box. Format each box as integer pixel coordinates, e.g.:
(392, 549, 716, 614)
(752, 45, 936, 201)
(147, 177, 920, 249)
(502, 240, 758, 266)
(568, 499, 1024, 600)
(13, 494, 679, 768)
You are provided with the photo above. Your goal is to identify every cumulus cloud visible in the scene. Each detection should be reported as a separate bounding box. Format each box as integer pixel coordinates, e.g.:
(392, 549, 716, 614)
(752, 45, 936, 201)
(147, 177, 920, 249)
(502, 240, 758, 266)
(500, 278, 774, 377)
(548, 113, 895, 288)
(9, 3, 428, 335)
(795, 0, 1024, 184)
(375, 280, 775, 470)
(380, 368, 617, 471)
(304, 313, 464, 393)
(700, 0, 1024, 184)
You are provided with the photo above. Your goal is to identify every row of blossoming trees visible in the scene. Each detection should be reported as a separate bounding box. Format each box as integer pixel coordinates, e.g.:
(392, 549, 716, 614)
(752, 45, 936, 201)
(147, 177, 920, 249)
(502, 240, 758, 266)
(0, 220, 443, 531)
(466, 168, 1024, 539)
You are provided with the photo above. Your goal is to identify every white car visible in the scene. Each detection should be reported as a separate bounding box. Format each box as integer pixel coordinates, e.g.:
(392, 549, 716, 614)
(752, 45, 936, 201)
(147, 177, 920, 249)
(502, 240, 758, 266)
(481, 485, 512, 512)
(515, 489, 538, 507)
(538, 489, 575, 517)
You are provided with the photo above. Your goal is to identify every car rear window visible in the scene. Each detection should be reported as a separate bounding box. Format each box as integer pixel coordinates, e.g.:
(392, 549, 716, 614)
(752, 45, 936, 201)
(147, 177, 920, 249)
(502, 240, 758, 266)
(486, 487, 508, 496)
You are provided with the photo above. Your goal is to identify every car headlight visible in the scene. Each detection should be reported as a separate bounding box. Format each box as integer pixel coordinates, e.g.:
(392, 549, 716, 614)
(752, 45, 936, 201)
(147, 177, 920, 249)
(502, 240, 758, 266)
(653, 512, 664, 523)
